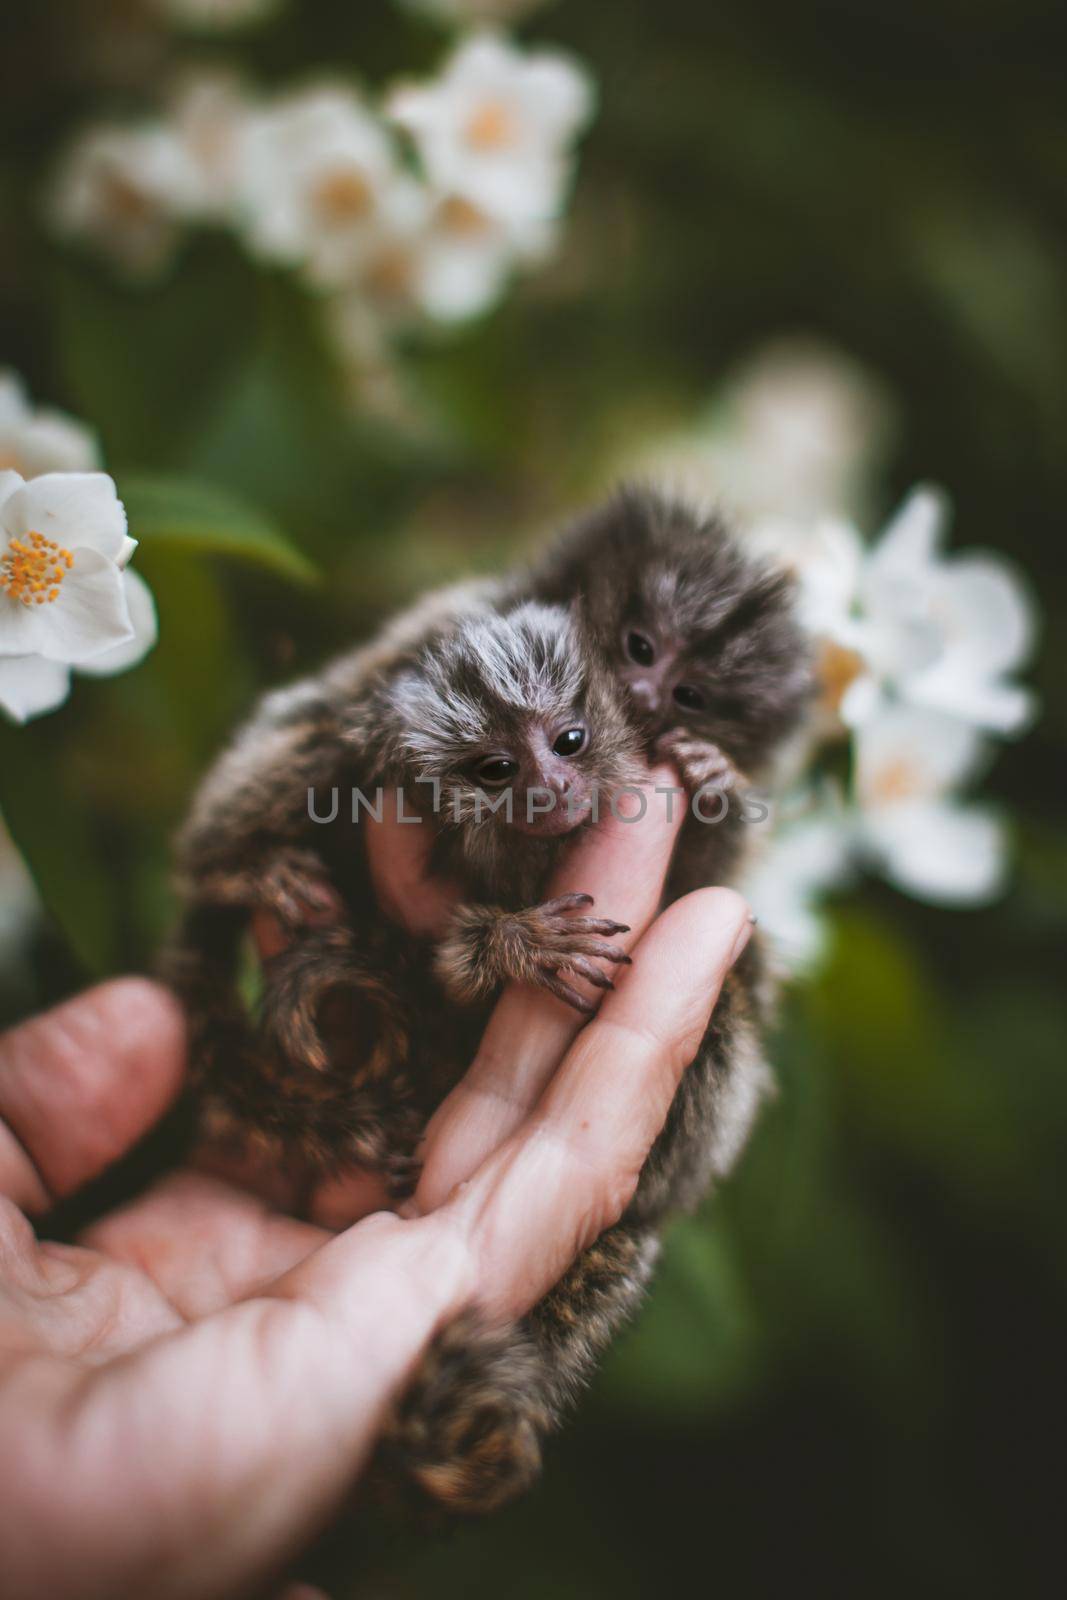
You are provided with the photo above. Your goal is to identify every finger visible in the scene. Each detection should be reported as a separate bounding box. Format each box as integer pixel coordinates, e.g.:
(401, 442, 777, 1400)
(412, 764, 684, 1213)
(82, 1171, 329, 1318)
(192, 1122, 392, 1230)
(0, 980, 185, 1212)
(446, 888, 752, 1320)
(306, 1166, 392, 1229)
(1, 1208, 475, 1598)
(3, 900, 738, 1594)
(364, 796, 463, 939)
(30, 897, 737, 1597)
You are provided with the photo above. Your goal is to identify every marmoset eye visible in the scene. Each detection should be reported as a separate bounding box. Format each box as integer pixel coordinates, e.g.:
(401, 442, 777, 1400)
(476, 755, 519, 786)
(673, 684, 706, 711)
(626, 631, 655, 667)
(552, 727, 586, 758)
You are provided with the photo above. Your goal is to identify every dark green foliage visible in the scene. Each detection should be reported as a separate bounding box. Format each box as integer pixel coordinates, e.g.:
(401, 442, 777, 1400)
(1, 2, 1065, 1595)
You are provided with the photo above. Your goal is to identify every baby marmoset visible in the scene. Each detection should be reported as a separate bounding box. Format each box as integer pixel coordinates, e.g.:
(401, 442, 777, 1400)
(523, 484, 811, 896)
(384, 486, 810, 1515)
(170, 592, 638, 1193)
(169, 484, 810, 1520)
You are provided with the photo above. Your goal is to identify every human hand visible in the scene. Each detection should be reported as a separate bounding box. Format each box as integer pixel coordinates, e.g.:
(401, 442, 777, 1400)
(0, 778, 751, 1598)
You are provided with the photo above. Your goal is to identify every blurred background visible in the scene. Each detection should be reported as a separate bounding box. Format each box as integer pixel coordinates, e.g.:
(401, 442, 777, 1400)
(1, 1, 1065, 1596)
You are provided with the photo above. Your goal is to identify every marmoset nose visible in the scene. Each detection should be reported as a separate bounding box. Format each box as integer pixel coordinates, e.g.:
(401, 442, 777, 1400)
(629, 680, 657, 712)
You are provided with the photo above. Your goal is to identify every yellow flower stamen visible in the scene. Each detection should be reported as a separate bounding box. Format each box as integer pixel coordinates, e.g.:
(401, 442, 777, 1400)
(364, 245, 415, 303)
(313, 169, 374, 223)
(465, 100, 517, 152)
(870, 757, 921, 805)
(817, 639, 865, 717)
(438, 195, 492, 237)
(0, 530, 74, 608)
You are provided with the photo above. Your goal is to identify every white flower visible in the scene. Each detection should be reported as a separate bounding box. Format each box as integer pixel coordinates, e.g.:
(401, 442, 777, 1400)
(413, 194, 551, 319)
(388, 32, 594, 234)
(324, 182, 551, 344)
(0, 655, 75, 725)
(740, 805, 853, 973)
(235, 87, 405, 288)
(852, 706, 1005, 905)
(851, 490, 1037, 735)
(48, 123, 195, 278)
(0, 567, 157, 725)
(166, 70, 254, 223)
(155, 0, 282, 29)
(748, 514, 862, 640)
(746, 513, 875, 733)
(390, 190, 550, 322)
(0, 472, 138, 666)
(750, 488, 1038, 739)
(0, 371, 100, 480)
(642, 342, 892, 527)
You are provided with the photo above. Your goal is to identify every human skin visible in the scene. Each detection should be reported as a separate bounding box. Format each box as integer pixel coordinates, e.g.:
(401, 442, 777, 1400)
(0, 783, 750, 1599)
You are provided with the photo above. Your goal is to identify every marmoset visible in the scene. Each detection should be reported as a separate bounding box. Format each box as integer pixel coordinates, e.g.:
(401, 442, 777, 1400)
(524, 484, 811, 892)
(169, 484, 810, 1521)
(383, 487, 811, 1515)
(169, 592, 639, 1195)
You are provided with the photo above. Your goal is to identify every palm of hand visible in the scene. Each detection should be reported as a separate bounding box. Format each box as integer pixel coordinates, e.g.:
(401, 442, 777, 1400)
(0, 788, 748, 1600)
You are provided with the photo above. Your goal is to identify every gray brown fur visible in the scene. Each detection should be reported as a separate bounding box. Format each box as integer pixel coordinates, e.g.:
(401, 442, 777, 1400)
(168, 591, 640, 1197)
(378, 487, 811, 1518)
(168, 485, 809, 1521)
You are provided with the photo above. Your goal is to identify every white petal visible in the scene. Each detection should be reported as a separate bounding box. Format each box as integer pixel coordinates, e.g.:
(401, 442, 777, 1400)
(854, 704, 988, 806)
(451, 33, 518, 87)
(0, 470, 26, 512)
(867, 485, 947, 583)
(521, 56, 596, 135)
(386, 83, 435, 134)
(0, 372, 29, 428)
(924, 553, 1036, 679)
(33, 547, 133, 665)
(741, 813, 853, 972)
(4, 411, 101, 477)
(861, 799, 1006, 905)
(0, 654, 72, 723)
(0, 592, 50, 657)
(747, 515, 863, 638)
(906, 671, 1036, 737)
(1, 473, 128, 561)
(78, 568, 158, 677)
(414, 236, 511, 320)
(837, 671, 883, 728)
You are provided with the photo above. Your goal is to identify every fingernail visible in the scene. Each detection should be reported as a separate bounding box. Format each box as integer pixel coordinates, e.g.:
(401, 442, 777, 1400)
(730, 915, 754, 965)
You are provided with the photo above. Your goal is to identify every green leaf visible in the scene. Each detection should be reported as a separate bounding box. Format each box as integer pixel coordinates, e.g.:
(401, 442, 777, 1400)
(119, 475, 319, 587)
(595, 1215, 764, 1420)
(0, 722, 120, 977)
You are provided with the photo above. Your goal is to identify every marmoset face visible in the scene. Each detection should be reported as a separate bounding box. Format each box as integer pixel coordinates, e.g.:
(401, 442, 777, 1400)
(388, 599, 638, 836)
(466, 713, 596, 836)
(556, 488, 812, 773)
